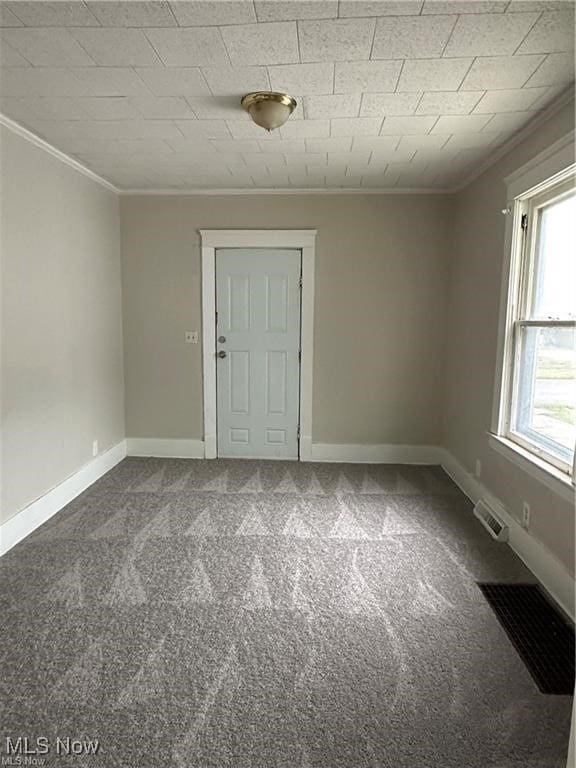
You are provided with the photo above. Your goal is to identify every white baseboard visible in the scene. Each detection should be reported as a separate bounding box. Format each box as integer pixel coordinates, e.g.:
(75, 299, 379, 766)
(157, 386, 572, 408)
(126, 437, 205, 458)
(440, 449, 575, 622)
(0, 440, 127, 557)
(308, 442, 443, 464)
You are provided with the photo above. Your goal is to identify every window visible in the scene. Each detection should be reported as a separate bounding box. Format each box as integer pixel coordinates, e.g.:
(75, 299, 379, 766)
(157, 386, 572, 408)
(499, 173, 576, 478)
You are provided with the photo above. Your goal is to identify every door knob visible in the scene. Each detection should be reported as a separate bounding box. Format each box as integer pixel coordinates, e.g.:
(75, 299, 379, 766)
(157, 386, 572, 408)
(217, 350, 227, 359)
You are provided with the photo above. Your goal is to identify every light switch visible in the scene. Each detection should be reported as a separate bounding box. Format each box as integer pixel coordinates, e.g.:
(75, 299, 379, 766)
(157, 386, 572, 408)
(185, 331, 198, 344)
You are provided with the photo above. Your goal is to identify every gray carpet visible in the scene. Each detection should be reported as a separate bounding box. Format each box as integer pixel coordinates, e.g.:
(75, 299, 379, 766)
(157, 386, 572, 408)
(0, 459, 572, 768)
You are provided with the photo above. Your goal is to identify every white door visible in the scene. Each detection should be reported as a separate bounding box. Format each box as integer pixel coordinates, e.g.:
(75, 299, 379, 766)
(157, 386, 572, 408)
(215, 248, 301, 459)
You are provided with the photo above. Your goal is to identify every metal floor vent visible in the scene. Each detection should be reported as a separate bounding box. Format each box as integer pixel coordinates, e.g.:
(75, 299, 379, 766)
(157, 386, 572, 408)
(478, 583, 575, 695)
(473, 499, 508, 541)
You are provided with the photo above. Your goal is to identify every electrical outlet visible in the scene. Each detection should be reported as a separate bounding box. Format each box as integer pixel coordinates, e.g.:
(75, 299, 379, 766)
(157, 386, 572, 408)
(522, 502, 530, 529)
(475, 459, 482, 479)
(92, 440, 99, 457)
(185, 331, 198, 344)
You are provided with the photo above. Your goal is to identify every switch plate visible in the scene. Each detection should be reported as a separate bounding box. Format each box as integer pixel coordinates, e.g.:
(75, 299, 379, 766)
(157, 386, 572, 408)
(185, 331, 198, 344)
(522, 502, 530, 529)
(92, 440, 99, 457)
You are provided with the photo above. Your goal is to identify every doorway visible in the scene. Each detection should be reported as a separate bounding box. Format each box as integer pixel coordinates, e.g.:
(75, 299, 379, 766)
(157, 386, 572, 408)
(200, 230, 316, 461)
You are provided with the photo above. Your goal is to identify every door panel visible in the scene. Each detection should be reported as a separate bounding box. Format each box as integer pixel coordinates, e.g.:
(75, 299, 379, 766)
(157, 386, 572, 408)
(216, 248, 301, 459)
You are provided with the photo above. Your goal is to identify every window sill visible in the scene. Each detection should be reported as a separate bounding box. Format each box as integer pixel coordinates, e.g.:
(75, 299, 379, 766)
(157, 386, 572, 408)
(488, 433, 574, 504)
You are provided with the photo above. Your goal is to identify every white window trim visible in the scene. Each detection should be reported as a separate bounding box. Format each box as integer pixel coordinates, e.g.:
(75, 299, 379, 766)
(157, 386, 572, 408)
(491, 130, 576, 499)
(199, 229, 316, 461)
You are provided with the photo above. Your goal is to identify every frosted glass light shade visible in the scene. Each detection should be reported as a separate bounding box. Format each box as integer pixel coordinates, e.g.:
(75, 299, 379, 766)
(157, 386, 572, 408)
(241, 92, 297, 132)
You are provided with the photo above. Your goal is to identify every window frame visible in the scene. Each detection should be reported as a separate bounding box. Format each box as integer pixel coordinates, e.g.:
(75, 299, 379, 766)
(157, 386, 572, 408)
(505, 179, 575, 474)
(492, 133, 576, 496)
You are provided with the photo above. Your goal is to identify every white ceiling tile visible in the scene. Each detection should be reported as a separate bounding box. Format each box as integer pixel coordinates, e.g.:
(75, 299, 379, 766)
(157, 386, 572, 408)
(298, 18, 376, 62)
(0, 95, 88, 120)
(528, 83, 570, 111)
(305, 137, 353, 152)
(225, 119, 283, 139)
(169, 130, 231, 149)
(506, 1, 573, 11)
(255, 1, 337, 22)
(64, 138, 176, 154)
(78, 96, 143, 119)
(422, 1, 508, 13)
(285, 152, 327, 166)
(372, 15, 457, 60)
(473, 86, 550, 112)
(397, 133, 450, 149)
(185, 95, 247, 119)
(351, 135, 400, 151)
(5, 1, 99, 26)
(0, 67, 87, 96)
(211, 139, 262, 153)
(416, 91, 483, 114)
(331, 117, 383, 136)
(1, 28, 97, 66)
(268, 63, 334, 95)
(525, 52, 575, 87)
(0, 4, 23, 26)
(443, 131, 501, 149)
(370, 147, 417, 163)
(397, 58, 473, 91)
(460, 54, 545, 90)
(88, 2, 177, 27)
(70, 67, 152, 96)
(327, 151, 371, 167)
(173, 119, 231, 139)
(135, 67, 210, 96)
(25, 118, 183, 139)
(201, 65, 270, 96)
(334, 60, 401, 93)
(0, 96, 36, 120)
(0, 40, 30, 65)
(443, 12, 540, 57)
(361, 92, 421, 116)
(260, 138, 306, 152)
(170, 1, 256, 26)
(70, 29, 163, 67)
(482, 110, 537, 132)
(431, 114, 492, 133)
(280, 119, 331, 137)
(304, 94, 360, 118)
(516, 11, 576, 54)
(339, 1, 423, 16)
(381, 115, 438, 134)
(145, 27, 229, 67)
(221, 21, 299, 65)
(130, 96, 196, 118)
(410, 147, 457, 163)
(241, 153, 287, 167)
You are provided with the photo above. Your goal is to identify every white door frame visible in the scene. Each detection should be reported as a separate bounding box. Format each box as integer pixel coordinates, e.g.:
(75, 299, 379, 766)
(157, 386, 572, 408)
(200, 229, 317, 461)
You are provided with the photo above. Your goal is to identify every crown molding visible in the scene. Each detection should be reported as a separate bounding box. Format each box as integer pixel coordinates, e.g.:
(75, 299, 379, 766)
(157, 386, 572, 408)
(117, 186, 451, 196)
(454, 86, 575, 192)
(0, 113, 119, 194)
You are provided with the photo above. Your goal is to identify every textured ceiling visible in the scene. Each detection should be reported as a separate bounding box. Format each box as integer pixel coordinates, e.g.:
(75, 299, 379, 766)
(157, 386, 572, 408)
(0, 0, 574, 191)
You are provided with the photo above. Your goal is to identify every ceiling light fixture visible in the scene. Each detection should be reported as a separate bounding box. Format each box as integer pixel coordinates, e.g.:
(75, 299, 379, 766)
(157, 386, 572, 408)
(241, 92, 297, 132)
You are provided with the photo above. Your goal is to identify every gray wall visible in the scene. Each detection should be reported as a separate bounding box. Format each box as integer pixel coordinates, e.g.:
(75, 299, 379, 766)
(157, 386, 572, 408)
(0, 127, 125, 524)
(444, 100, 575, 576)
(120, 194, 453, 446)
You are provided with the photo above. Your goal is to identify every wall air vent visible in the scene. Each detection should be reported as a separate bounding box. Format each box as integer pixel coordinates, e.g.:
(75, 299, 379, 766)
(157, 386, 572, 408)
(473, 500, 509, 542)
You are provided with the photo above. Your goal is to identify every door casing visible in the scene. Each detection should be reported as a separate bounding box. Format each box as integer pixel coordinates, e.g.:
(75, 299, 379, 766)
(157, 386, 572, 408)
(200, 230, 316, 461)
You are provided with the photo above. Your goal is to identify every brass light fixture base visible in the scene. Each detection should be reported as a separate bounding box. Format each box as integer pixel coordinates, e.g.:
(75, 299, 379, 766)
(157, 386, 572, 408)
(241, 92, 297, 132)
